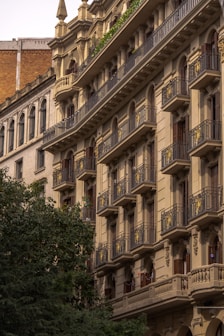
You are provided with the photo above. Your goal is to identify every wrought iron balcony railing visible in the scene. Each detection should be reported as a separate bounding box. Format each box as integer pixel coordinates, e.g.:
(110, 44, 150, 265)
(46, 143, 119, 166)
(81, 207, 96, 222)
(162, 77, 189, 107)
(43, 0, 202, 146)
(189, 52, 220, 83)
(161, 204, 187, 234)
(98, 106, 156, 160)
(161, 143, 189, 169)
(53, 169, 75, 188)
(76, 157, 96, 176)
(188, 120, 222, 152)
(112, 178, 130, 203)
(188, 186, 223, 221)
(97, 189, 118, 216)
(78, 0, 201, 74)
(112, 235, 128, 259)
(97, 190, 111, 212)
(130, 223, 155, 250)
(131, 164, 156, 190)
(95, 244, 109, 268)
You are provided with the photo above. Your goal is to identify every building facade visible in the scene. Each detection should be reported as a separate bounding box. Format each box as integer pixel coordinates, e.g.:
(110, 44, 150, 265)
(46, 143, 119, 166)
(0, 67, 55, 198)
(0, 38, 52, 104)
(1, 0, 224, 335)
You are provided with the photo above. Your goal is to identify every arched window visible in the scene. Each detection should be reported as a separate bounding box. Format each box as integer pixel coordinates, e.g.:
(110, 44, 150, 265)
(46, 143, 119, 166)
(61, 151, 74, 182)
(8, 120, 14, 152)
(18, 113, 25, 146)
(209, 235, 222, 264)
(0, 126, 4, 157)
(40, 99, 46, 133)
(29, 106, 35, 140)
(65, 60, 77, 75)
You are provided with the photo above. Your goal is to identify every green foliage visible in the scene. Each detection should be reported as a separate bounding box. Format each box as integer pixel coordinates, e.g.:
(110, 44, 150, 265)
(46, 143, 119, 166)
(92, 0, 143, 57)
(0, 169, 147, 336)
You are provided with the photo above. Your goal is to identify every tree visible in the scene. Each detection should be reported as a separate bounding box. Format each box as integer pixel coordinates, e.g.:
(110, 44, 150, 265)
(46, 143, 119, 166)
(0, 169, 147, 336)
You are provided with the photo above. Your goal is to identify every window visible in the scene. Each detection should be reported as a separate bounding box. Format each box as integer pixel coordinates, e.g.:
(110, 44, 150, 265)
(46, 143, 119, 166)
(29, 106, 35, 140)
(0, 126, 4, 157)
(8, 120, 14, 152)
(40, 99, 46, 133)
(209, 235, 222, 264)
(16, 159, 23, 180)
(18, 113, 25, 146)
(37, 149, 45, 170)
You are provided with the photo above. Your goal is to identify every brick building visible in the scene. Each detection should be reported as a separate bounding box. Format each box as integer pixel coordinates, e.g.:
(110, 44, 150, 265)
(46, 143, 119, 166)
(0, 38, 52, 104)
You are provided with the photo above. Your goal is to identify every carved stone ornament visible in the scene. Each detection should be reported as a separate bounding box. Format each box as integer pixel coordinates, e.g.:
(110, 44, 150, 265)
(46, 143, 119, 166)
(193, 233, 198, 256)
(218, 31, 224, 63)
(165, 246, 170, 267)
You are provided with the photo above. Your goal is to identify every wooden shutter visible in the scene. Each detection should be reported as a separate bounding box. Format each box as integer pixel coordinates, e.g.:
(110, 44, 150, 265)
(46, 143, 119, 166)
(174, 259, 183, 274)
(186, 253, 191, 273)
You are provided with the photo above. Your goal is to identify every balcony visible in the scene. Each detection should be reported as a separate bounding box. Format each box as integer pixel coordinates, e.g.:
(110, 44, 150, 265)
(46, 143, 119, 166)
(112, 178, 136, 206)
(161, 143, 190, 175)
(161, 204, 188, 240)
(54, 73, 76, 101)
(52, 169, 75, 191)
(97, 190, 118, 217)
(81, 207, 96, 223)
(95, 244, 115, 273)
(188, 120, 222, 157)
(112, 274, 189, 318)
(188, 187, 223, 226)
(43, 0, 220, 154)
(189, 264, 224, 299)
(130, 223, 155, 255)
(76, 157, 96, 181)
(162, 77, 190, 113)
(131, 164, 156, 194)
(189, 52, 220, 90)
(112, 235, 132, 263)
(98, 105, 156, 164)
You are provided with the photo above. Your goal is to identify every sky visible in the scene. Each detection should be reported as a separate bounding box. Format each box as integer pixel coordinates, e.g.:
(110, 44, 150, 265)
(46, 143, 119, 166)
(0, 0, 93, 41)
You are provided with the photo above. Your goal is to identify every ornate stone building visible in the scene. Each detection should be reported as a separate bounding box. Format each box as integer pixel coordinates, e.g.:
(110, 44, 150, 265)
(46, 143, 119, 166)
(2, 0, 224, 335)
(0, 67, 55, 198)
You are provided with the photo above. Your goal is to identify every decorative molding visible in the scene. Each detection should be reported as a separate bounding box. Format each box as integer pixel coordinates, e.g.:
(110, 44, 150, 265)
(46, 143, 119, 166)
(193, 233, 198, 256)
(218, 30, 224, 63)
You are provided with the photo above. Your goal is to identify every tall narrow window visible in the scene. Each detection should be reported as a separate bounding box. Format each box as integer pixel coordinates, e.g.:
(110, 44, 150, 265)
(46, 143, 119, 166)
(18, 113, 25, 146)
(37, 149, 45, 170)
(112, 118, 118, 146)
(40, 99, 46, 133)
(0, 126, 4, 157)
(29, 106, 35, 140)
(129, 102, 136, 131)
(16, 158, 23, 180)
(209, 235, 222, 264)
(8, 120, 14, 152)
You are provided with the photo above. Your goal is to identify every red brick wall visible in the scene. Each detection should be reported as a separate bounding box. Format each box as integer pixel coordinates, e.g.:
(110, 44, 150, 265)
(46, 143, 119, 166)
(0, 49, 52, 104)
(20, 50, 52, 89)
(0, 51, 17, 104)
